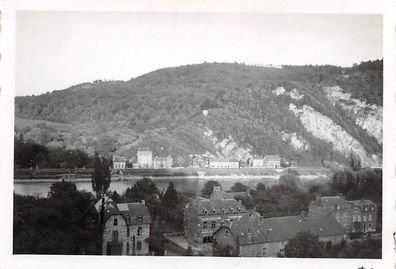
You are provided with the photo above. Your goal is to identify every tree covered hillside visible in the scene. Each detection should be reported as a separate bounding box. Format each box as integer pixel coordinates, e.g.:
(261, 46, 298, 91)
(15, 60, 383, 167)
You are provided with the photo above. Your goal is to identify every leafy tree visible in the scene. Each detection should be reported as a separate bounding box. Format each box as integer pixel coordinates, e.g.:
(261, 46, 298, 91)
(284, 232, 325, 258)
(230, 182, 248, 192)
(212, 238, 236, 257)
(278, 173, 301, 189)
(14, 182, 101, 255)
(162, 181, 179, 209)
(91, 151, 111, 198)
(201, 180, 221, 198)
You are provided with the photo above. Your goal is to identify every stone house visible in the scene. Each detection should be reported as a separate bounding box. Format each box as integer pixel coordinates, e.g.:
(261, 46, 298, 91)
(137, 150, 153, 168)
(251, 158, 265, 168)
(153, 155, 173, 169)
(101, 201, 152, 255)
(213, 212, 346, 257)
(263, 155, 281, 168)
(308, 196, 377, 233)
(112, 155, 127, 170)
(183, 186, 247, 245)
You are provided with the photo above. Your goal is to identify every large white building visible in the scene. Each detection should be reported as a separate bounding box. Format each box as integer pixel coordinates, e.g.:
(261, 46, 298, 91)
(137, 151, 153, 168)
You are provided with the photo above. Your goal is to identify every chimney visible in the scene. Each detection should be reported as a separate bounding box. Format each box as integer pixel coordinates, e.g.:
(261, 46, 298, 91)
(210, 186, 224, 200)
(247, 228, 252, 244)
(141, 200, 145, 205)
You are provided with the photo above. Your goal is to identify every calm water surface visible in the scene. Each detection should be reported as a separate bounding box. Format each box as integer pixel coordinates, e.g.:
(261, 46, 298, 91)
(14, 177, 283, 197)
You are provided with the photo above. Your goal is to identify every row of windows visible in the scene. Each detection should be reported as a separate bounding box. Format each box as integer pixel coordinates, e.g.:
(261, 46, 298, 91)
(202, 219, 232, 229)
(203, 207, 241, 215)
(111, 226, 143, 239)
(352, 214, 373, 222)
(113, 214, 144, 226)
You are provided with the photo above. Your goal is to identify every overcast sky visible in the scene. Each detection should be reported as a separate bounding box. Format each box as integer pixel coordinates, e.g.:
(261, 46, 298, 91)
(16, 11, 382, 96)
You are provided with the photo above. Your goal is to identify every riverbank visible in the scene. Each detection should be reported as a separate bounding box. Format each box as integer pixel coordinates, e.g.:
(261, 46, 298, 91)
(14, 168, 330, 184)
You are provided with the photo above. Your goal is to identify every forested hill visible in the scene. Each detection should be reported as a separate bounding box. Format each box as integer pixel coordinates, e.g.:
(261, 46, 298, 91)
(15, 60, 383, 167)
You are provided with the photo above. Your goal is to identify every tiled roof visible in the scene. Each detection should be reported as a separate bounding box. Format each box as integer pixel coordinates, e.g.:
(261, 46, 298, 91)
(188, 197, 246, 215)
(220, 213, 346, 245)
(311, 196, 351, 207)
(349, 200, 376, 207)
(103, 202, 152, 225)
(113, 156, 127, 162)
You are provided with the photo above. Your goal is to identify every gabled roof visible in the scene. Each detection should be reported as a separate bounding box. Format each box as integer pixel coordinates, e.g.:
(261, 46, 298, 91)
(216, 213, 346, 245)
(188, 197, 246, 215)
(113, 156, 127, 162)
(102, 202, 152, 225)
(349, 200, 376, 207)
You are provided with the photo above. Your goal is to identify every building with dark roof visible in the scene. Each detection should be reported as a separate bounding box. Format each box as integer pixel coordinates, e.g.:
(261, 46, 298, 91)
(213, 212, 347, 257)
(183, 186, 247, 245)
(101, 200, 152, 255)
(263, 155, 281, 168)
(308, 196, 377, 233)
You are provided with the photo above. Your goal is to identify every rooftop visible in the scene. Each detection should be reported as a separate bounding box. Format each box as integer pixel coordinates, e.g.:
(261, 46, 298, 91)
(219, 213, 346, 245)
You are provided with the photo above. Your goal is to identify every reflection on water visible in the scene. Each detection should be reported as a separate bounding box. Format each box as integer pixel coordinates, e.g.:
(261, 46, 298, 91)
(14, 177, 282, 197)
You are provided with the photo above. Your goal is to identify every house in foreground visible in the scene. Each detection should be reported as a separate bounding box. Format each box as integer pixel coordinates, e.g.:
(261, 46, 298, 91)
(101, 200, 152, 255)
(213, 212, 347, 257)
(183, 186, 247, 245)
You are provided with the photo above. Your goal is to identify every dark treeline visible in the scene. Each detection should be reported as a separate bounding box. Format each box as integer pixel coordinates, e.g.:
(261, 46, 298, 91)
(14, 181, 101, 254)
(14, 134, 94, 169)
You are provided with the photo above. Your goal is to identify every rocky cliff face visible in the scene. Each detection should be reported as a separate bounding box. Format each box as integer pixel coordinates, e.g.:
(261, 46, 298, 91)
(323, 86, 382, 144)
(289, 103, 380, 167)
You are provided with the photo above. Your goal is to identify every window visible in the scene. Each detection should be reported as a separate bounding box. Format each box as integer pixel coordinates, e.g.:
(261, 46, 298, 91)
(204, 209, 208, 215)
(212, 208, 216, 214)
(371, 206, 375, 211)
(222, 208, 225, 214)
(127, 227, 130, 237)
(237, 207, 241, 213)
(138, 213, 143, 222)
(113, 218, 118, 226)
(365, 207, 368, 211)
(203, 221, 208, 229)
(357, 215, 361, 221)
(212, 221, 216, 228)
(225, 230, 229, 238)
(112, 231, 118, 242)
(368, 214, 372, 221)
(363, 215, 367, 221)
(221, 221, 225, 226)
(262, 247, 267, 257)
(352, 215, 357, 222)
(137, 226, 142, 236)
(126, 214, 131, 223)
(230, 208, 234, 213)
(137, 241, 142, 250)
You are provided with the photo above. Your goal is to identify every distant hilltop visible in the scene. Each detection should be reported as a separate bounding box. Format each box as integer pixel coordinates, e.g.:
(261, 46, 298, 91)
(15, 60, 383, 168)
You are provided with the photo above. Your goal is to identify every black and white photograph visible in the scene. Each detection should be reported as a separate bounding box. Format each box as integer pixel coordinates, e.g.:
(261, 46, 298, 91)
(1, 0, 395, 268)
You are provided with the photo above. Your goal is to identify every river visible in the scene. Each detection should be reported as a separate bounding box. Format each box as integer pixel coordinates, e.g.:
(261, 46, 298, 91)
(14, 175, 328, 197)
